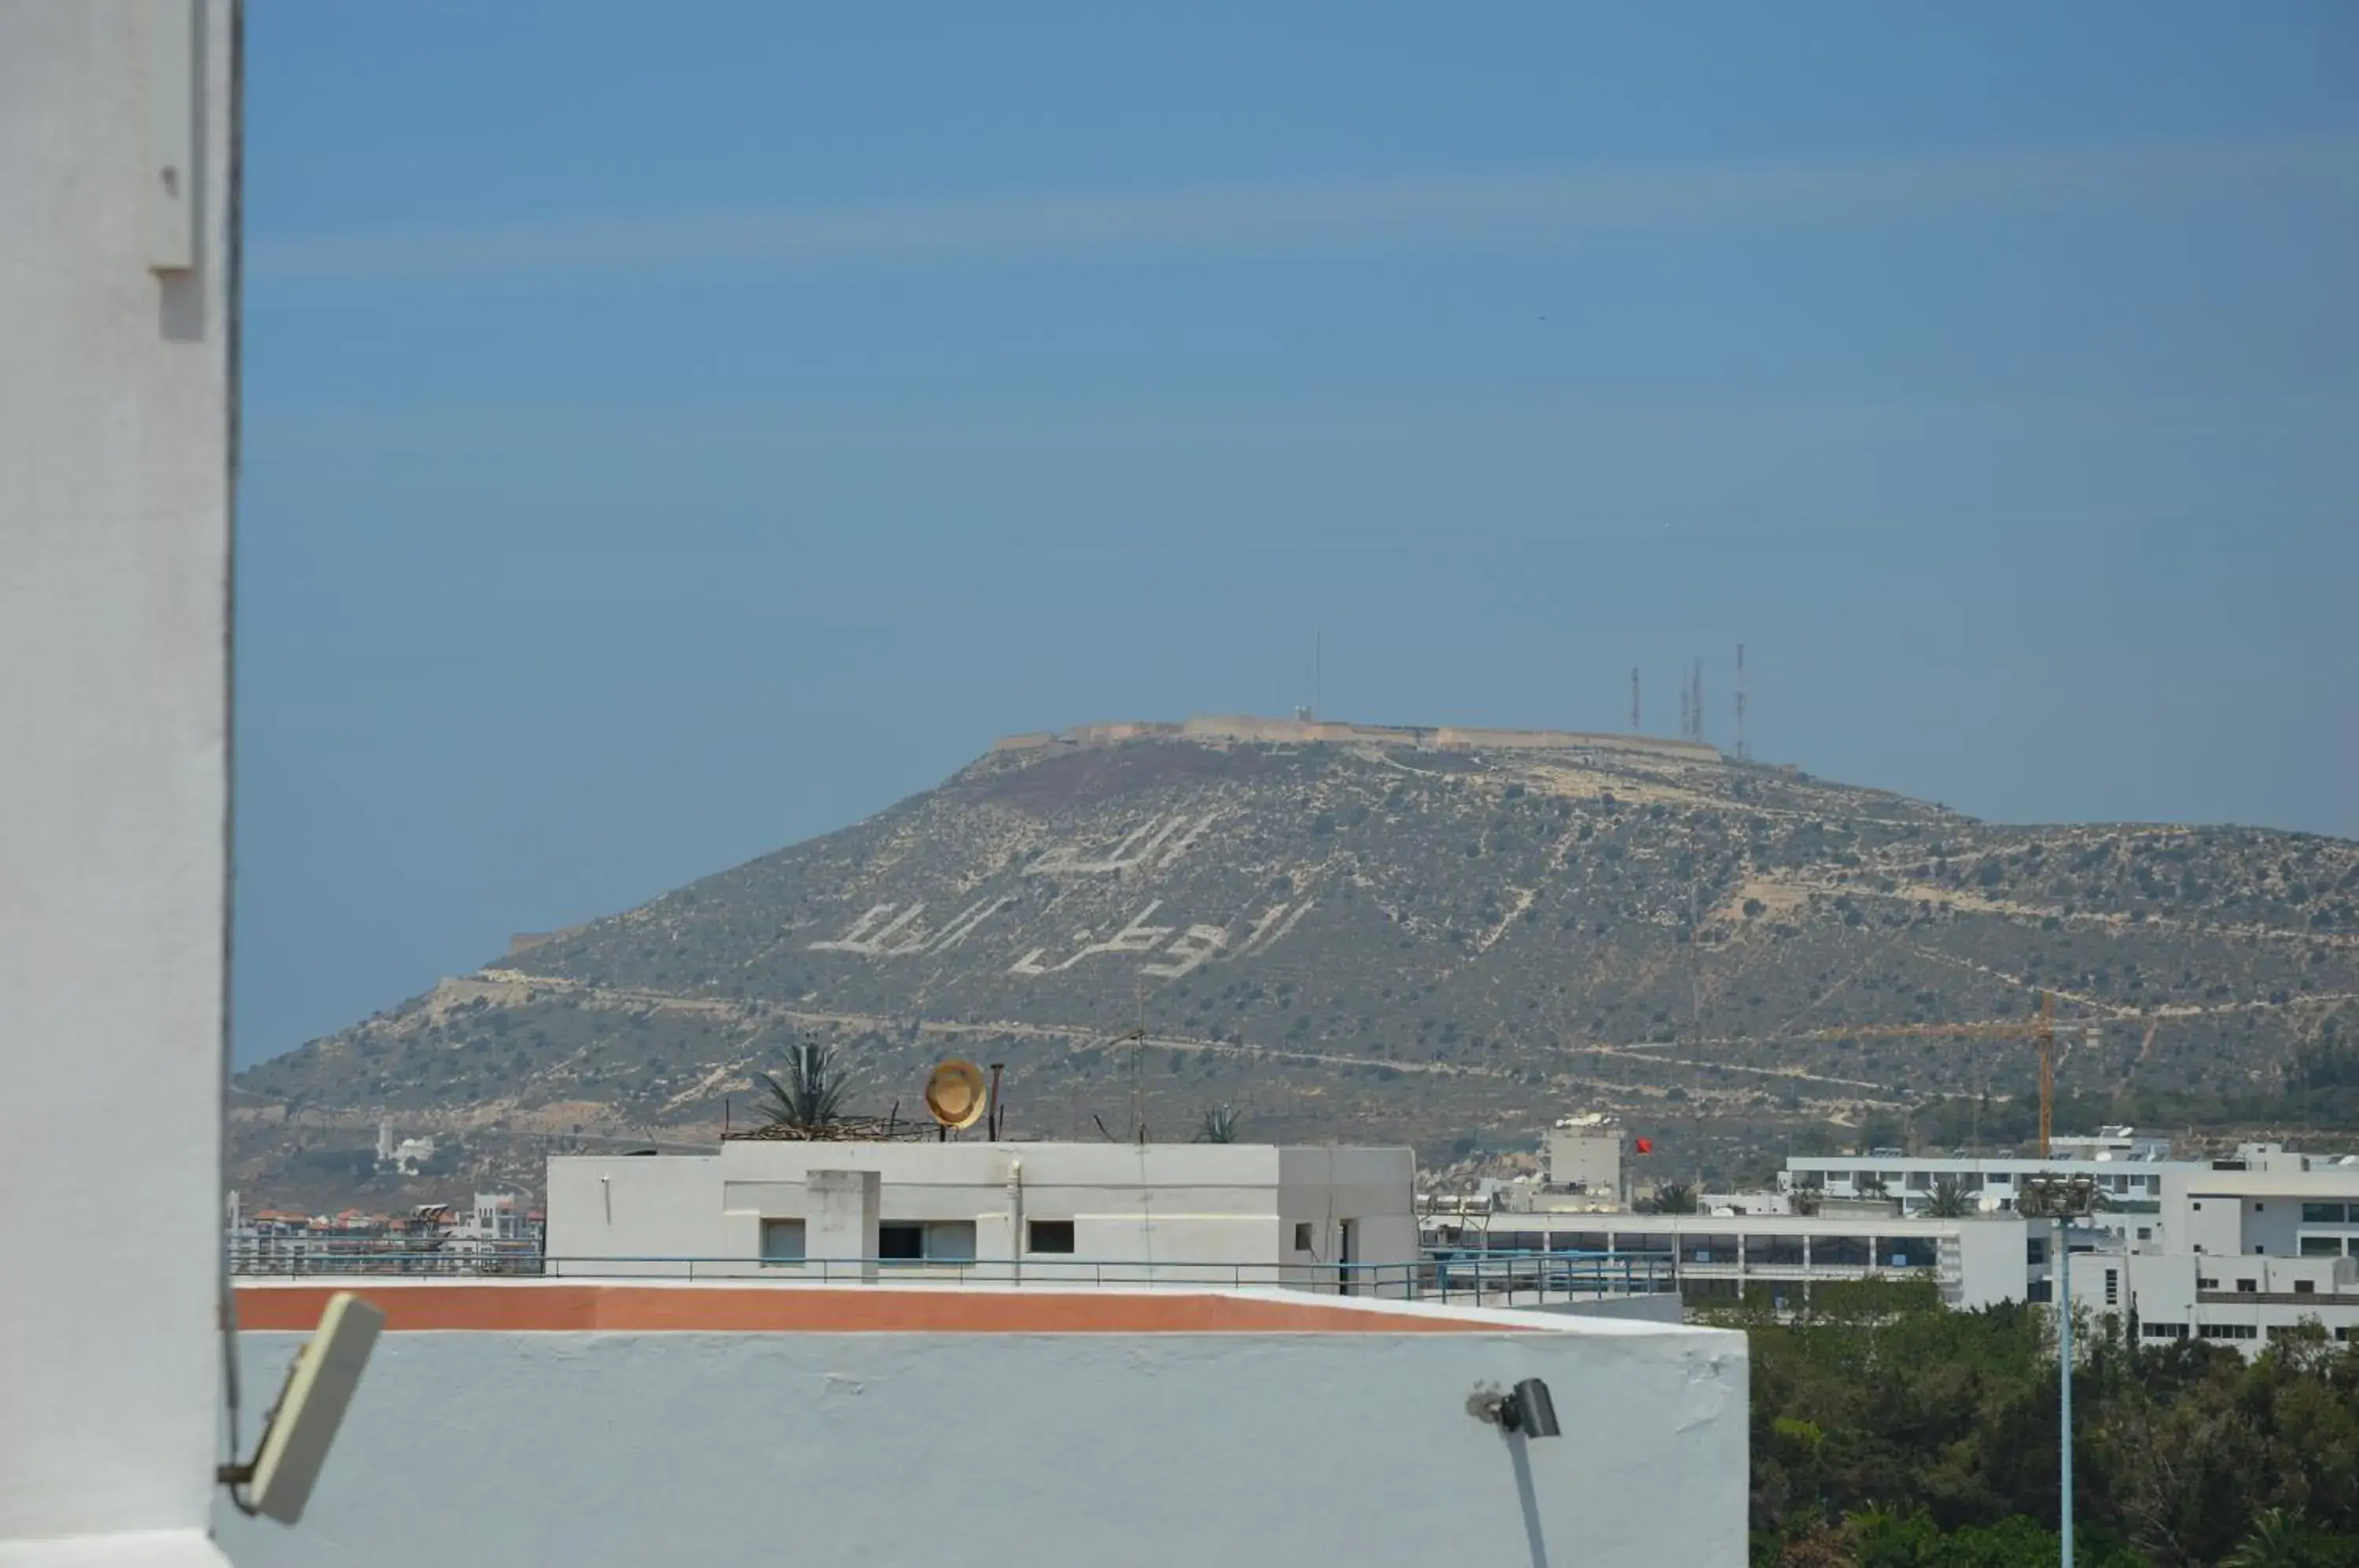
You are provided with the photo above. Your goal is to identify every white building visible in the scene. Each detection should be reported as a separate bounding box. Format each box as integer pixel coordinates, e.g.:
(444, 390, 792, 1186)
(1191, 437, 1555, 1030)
(2065, 1250, 2359, 1353)
(2057, 1148, 2359, 1354)
(548, 1140, 1421, 1290)
(1545, 1112, 1626, 1203)
(1783, 1140, 2187, 1253)
(2017, 1145, 2359, 1356)
(458, 1191, 533, 1245)
(1500, 1211, 2030, 1311)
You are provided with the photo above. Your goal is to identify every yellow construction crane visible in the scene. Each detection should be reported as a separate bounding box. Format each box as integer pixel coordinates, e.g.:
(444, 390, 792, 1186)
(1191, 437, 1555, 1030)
(1791, 992, 2101, 1158)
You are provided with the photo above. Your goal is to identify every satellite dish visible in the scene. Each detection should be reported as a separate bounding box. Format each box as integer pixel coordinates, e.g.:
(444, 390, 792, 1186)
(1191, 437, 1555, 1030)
(924, 1058, 988, 1130)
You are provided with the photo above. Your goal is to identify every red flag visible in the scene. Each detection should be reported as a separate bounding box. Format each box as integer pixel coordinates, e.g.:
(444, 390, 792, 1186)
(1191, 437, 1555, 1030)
(1634, 1136, 1654, 1155)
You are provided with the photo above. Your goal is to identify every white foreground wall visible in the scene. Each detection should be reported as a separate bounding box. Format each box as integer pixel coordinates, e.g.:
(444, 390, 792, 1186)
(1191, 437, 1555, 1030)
(0, 5, 237, 1565)
(217, 1299, 1747, 1567)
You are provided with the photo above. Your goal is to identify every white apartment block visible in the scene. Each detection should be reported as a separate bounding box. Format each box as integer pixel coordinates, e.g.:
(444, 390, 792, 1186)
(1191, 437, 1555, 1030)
(547, 1140, 1419, 1289)
(1782, 1139, 2184, 1252)
(2059, 1150, 2359, 1355)
(1427, 1209, 2033, 1310)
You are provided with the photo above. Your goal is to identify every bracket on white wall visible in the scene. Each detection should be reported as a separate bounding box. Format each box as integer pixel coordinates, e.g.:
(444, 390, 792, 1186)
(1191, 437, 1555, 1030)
(145, 0, 198, 272)
(219, 1291, 385, 1524)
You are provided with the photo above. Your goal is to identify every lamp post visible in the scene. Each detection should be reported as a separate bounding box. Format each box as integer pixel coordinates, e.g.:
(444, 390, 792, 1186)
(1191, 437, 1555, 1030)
(2018, 1174, 2103, 1568)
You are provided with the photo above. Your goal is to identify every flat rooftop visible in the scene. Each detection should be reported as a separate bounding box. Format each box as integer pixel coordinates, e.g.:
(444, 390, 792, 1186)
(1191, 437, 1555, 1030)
(234, 1280, 1686, 1336)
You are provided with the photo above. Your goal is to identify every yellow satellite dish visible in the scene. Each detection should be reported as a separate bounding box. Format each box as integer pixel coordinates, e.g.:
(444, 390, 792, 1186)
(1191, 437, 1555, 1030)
(924, 1058, 989, 1130)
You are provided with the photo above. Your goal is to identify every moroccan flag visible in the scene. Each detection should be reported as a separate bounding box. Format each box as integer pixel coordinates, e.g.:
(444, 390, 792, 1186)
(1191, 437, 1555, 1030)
(1634, 1136, 1654, 1155)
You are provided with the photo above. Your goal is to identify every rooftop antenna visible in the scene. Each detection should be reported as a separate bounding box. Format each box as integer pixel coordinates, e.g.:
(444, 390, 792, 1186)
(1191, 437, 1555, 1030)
(1735, 642, 1750, 761)
(1692, 658, 1705, 742)
(1630, 668, 1641, 732)
(1314, 629, 1323, 721)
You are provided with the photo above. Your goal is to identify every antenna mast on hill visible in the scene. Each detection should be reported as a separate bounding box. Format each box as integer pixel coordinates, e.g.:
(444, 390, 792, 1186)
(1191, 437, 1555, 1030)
(1735, 643, 1750, 760)
(1692, 658, 1705, 743)
(1630, 668, 1641, 731)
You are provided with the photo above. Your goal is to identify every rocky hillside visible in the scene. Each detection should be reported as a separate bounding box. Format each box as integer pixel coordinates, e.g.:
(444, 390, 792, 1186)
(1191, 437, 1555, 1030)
(234, 720, 2359, 1207)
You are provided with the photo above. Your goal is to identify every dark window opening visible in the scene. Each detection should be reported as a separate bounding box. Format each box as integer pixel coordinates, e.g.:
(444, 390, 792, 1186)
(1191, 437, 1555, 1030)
(878, 1223, 924, 1261)
(1027, 1219, 1076, 1254)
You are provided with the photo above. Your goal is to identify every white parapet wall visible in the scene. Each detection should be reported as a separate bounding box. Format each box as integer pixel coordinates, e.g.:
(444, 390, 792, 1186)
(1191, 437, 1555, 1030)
(216, 1283, 1750, 1568)
(0, 5, 237, 1565)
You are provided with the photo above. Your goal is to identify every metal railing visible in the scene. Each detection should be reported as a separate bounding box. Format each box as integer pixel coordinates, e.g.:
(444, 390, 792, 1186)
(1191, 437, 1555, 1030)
(226, 1245, 1679, 1304)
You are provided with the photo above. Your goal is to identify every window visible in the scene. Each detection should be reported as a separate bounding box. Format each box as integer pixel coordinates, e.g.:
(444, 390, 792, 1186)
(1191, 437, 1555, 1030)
(2026, 1238, 2048, 1265)
(2300, 1235, 2343, 1257)
(2236, 1279, 2258, 1294)
(1680, 1233, 1739, 1266)
(2199, 1323, 2258, 1341)
(760, 1218, 805, 1263)
(1811, 1235, 1870, 1268)
(1491, 1232, 1544, 1254)
(926, 1221, 977, 1262)
(1556, 1231, 1610, 1254)
(2140, 1322, 2188, 1339)
(2027, 1280, 2052, 1303)
(1876, 1236, 1937, 1269)
(2294, 1280, 2315, 1295)
(1293, 1221, 1314, 1253)
(1028, 1220, 1076, 1255)
(2137, 1228, 2153, 1241)
(1746, 1234, 1804, 1267)
(2302, 1202, 2349, 1224)
(2104, 1268, 2119, 1307)
(1988, 1172, 2012, 1187)
(2198, 1276, 2219, 1290)
(878, 1221, 977, 1261)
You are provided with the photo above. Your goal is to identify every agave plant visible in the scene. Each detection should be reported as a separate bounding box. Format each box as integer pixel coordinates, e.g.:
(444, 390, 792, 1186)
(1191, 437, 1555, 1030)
(757, 1038, 853, 1139)
(1194, 1105, 1242, 1144)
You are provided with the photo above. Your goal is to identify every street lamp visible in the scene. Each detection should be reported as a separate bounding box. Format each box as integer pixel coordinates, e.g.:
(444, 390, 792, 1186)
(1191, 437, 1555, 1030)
(2018, 1174, 2105, 1568)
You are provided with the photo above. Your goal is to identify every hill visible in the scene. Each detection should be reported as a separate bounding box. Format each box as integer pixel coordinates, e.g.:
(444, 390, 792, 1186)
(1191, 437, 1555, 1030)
(234, 716, 2359, 1209)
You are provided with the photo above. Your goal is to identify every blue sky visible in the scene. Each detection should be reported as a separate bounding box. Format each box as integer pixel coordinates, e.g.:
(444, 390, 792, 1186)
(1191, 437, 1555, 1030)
(234, 2, 2359, 1066)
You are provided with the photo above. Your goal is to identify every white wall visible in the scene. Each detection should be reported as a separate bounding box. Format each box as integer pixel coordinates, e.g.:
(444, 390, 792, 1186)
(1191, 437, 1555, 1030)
(216, 1309, 1747, 1567)
(1950, 1219, 2034, 1309)
(548, 1143, 1419, 1284)
(0, 5, 236, 1564)
(2162, 1167, 2359, 1261)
